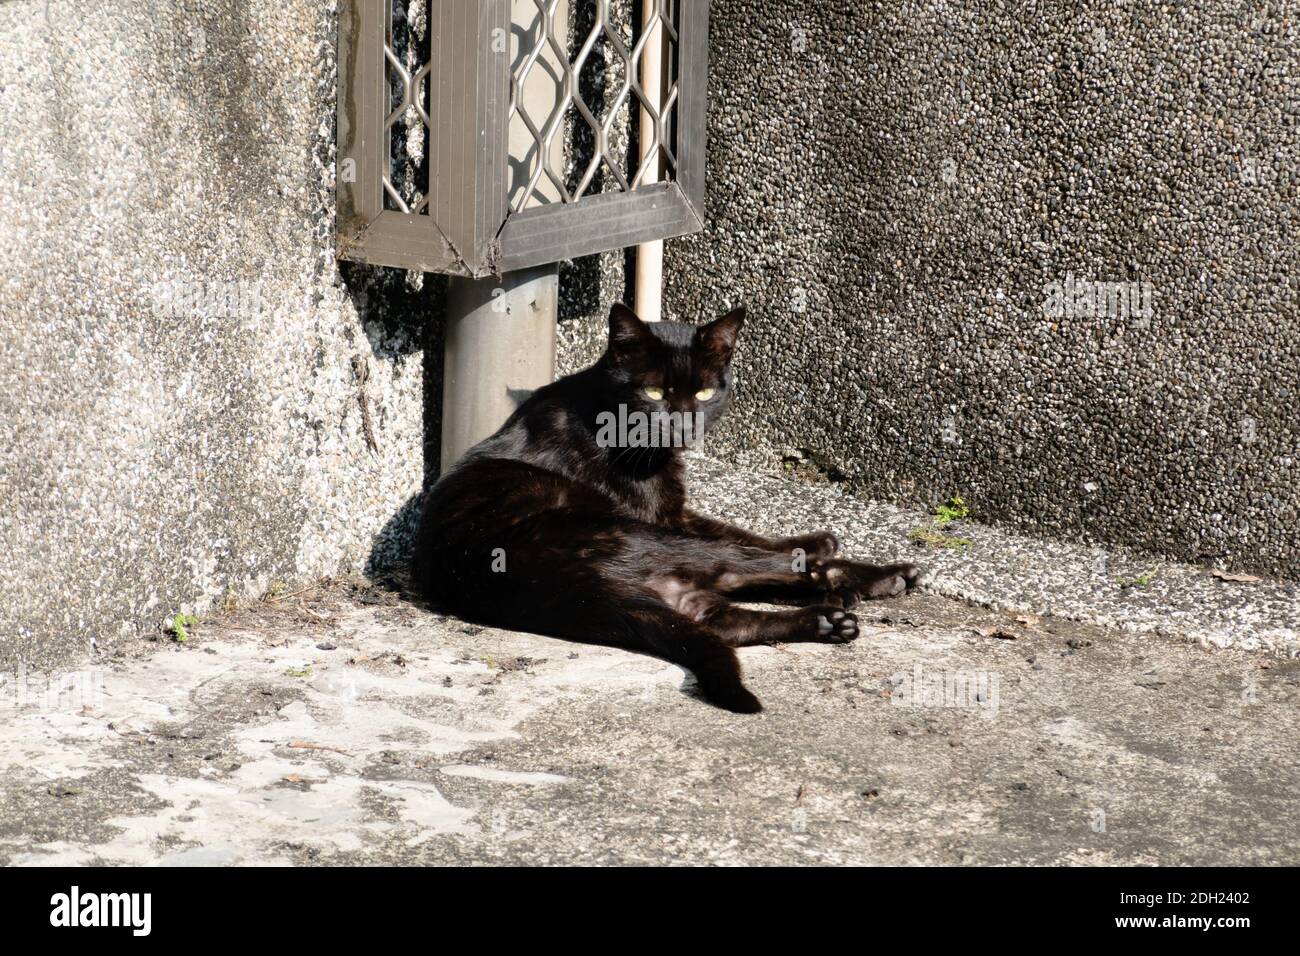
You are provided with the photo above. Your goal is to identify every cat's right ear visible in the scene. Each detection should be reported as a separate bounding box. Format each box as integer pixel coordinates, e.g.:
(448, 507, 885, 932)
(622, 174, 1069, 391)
(695, 306, 745, 364)
(607, 302, 656, 358)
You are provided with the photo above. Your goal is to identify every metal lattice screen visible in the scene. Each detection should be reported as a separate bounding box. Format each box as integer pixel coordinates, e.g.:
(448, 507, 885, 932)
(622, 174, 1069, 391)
(508, 0, 679, 211)
(382, 2, 432, 216)
(337, 0, 707, 277)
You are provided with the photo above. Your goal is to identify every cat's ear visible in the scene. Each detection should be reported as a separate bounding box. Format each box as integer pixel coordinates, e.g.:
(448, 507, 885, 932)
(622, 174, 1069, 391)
(607, 302, 657, 357)
(695, 306, 745, 363)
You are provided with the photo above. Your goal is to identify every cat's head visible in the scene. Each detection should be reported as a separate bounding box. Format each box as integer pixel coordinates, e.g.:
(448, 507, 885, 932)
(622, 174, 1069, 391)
(599, 302, 744, 450)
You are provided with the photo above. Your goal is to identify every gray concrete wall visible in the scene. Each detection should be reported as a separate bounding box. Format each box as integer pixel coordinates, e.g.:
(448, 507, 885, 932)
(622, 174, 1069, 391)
(0, 1, 440, 668)
(651, 0, 1299, 579)
(4, 0, 1297, 670)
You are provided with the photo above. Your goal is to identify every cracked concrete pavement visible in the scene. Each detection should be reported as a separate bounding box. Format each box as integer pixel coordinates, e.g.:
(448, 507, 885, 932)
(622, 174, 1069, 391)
(2, 567, 1296, 865)
(3, 456, 1297, 866)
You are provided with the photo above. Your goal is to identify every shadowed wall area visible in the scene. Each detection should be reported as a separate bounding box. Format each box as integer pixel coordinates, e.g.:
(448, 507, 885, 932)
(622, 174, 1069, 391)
(648, 1, 1297, 578)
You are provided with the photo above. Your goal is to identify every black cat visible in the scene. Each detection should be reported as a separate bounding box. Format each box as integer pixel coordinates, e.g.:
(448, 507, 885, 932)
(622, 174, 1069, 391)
(412, 303, 922, 712)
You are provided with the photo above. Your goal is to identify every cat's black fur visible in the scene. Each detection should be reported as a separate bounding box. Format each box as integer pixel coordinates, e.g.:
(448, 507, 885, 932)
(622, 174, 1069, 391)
(411, 303, 921, 712)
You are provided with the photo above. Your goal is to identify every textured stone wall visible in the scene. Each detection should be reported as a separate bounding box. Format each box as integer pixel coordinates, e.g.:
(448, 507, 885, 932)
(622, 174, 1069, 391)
(0, 1, 439, 668)
(651, 0, 1299, 579)
(5, 1, 1298, 670)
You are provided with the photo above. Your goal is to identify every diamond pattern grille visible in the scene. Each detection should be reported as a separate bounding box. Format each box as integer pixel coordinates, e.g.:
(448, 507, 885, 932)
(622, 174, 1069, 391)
(378, 1, 680, 218)
(339, 0, 705, 276)
(383, 1, 432, 214)
(509, 0, 679, 212)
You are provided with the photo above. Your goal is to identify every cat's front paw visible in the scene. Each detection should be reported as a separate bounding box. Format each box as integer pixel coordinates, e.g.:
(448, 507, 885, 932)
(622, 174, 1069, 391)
(810, 606, 859, 643)
(777, 531, 839, 561)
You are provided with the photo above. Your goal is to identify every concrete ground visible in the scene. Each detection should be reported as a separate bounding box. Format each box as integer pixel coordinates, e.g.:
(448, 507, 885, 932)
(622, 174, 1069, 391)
(2, 459, 1297, 865)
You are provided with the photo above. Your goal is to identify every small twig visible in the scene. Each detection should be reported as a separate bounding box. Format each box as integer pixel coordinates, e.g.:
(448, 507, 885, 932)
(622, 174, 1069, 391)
(298, 602, 330, 622)
(288, 741, 354, 757)
(263, 586, 314, 605)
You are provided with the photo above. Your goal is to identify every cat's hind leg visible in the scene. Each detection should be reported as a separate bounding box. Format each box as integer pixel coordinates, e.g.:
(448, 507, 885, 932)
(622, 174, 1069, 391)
(677, 510, 840, 560)
(771, 531, 840, 561)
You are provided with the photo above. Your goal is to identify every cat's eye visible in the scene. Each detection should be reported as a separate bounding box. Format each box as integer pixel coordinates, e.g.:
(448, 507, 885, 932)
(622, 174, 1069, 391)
(643, 386, 665, 401)
(695, 388, 716, 401)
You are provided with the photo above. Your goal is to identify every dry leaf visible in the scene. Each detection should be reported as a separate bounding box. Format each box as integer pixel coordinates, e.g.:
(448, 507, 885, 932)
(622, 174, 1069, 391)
(1210, 570, 1260, 584)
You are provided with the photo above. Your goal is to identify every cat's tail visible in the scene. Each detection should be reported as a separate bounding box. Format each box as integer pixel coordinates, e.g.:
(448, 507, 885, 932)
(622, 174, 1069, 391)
(617, 598, 762, 714)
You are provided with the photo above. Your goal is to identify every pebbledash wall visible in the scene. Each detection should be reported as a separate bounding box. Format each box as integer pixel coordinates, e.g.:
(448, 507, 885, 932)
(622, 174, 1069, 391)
(0, 1, 447, 669)
(620, 0, 1298, 581)
(2, 2, 1297, 669)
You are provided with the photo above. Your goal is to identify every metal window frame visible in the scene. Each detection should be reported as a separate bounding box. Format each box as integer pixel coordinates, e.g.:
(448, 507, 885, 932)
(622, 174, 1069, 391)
(337, 0, 708, 278)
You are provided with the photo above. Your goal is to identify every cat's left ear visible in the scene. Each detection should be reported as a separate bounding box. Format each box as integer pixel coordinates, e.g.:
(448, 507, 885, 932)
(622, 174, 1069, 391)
(695, 306, 745, 362)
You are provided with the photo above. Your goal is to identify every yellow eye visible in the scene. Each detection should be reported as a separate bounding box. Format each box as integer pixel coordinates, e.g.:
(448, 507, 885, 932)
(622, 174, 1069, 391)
(643, 386, 665, 400)
(695, 388, 716, 401)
